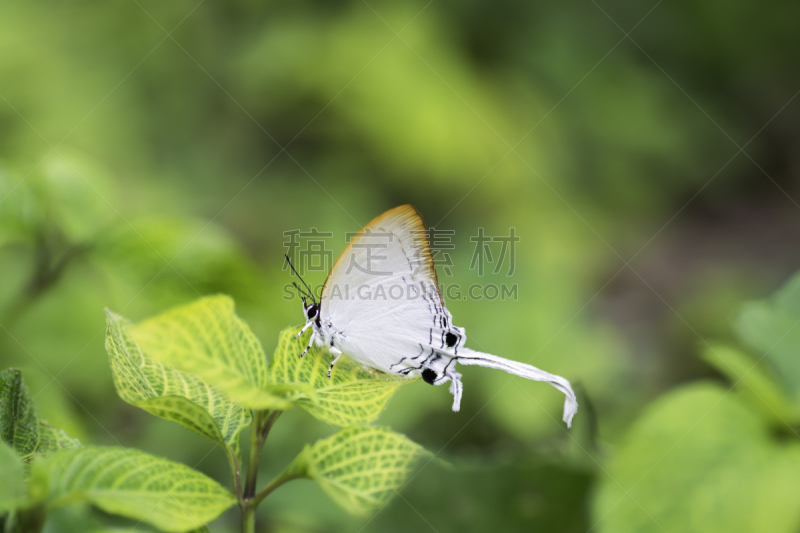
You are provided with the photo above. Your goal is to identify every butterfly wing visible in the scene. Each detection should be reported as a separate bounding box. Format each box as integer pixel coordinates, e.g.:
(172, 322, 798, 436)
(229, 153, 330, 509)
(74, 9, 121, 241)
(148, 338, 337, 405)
(318, 204, 577, 426)
(322, 204, 439, 312)
(320, 205, 460, 374)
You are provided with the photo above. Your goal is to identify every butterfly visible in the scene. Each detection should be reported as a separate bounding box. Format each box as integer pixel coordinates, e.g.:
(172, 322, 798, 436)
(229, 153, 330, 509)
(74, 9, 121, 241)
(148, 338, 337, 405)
(289, 205, 577, 427)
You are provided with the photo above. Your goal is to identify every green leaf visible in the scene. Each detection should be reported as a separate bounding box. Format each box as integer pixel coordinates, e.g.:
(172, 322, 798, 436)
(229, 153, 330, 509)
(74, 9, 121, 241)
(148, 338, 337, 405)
(0, 368, 39, 457)
(87, 530, 171, 533)
(88, 528, 209, 533)
(105, 310, 251, 460)
(701, 343, 798, 424)
(0, 440, 27, 512)
(270, 327, 410, 426)
(44, 446, 236, 532)
(93, 216, 260, 304)
(0, 368, 81, 460)
(35, 419, 82, 456)
(0, 171, 43, 247)
(38, 153, 116, 242)
(26, 458, 50, 507)
(287, 426, 428, 516)
(736, 273, 800, 403)
(129, 295, 297, 410)
(592, 383, 800, 533)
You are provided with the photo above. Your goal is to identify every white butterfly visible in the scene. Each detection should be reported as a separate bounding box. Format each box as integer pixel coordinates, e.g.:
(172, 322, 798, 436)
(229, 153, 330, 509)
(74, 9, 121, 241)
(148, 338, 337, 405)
(291, 205, 577, 427)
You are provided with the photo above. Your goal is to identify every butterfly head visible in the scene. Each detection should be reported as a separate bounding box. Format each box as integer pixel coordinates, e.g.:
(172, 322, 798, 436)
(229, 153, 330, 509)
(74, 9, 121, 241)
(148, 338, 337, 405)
(302, 298, 320, 323)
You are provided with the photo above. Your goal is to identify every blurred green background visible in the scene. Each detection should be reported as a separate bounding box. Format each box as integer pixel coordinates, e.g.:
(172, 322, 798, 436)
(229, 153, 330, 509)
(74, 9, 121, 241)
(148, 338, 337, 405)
(2, 0, 800, 531)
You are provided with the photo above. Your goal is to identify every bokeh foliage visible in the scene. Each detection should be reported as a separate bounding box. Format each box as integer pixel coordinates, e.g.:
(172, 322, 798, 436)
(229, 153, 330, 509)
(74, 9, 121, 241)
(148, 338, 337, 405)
(3, 298, 427, 532)
(1, 0, 800, 531)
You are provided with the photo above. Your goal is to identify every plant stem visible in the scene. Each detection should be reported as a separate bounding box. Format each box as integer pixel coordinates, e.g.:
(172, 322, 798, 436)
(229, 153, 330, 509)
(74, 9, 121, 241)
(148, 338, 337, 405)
(227, 443, 242, 501)
(259, 410, 281, 442)
(7, 503, 47, 533)
(251, 471, 302, 506)
(244, 411, 267, 499)
(0, 240, 87, 329)
(242, 504, 256, 533)
(240, 410, 282, 533)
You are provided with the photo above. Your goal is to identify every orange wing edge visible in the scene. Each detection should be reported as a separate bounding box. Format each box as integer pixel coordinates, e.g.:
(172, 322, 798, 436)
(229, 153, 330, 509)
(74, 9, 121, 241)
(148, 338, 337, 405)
(323, 204, 442, 303)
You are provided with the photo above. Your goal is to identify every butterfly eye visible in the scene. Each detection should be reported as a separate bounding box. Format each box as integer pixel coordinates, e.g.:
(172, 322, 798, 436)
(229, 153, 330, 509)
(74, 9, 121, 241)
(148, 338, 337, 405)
(306, 303, 319, 319)
(421, 368, 437, 385)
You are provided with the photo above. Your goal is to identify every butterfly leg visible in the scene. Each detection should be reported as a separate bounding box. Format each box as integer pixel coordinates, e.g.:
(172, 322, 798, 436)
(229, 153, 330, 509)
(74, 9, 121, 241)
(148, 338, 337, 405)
(294, 321, 313, 339)
(327, 346, 343, 379)
(299, 331, 315, 358)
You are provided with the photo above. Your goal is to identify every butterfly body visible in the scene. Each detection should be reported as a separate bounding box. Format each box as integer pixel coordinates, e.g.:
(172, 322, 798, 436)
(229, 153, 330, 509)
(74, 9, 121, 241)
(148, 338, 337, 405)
(292, 205, 577, 427)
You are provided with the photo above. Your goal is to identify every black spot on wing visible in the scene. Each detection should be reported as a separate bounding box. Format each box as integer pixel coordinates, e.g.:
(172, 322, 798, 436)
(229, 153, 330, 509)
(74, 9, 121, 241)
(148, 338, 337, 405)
(446, 332, 458, 348)
(421, 368, 437, 385)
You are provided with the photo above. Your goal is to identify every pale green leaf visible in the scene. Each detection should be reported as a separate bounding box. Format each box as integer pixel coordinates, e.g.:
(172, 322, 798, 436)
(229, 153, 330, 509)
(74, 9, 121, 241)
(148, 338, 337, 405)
(130, 295, 297, 410)
(105, 310, 250, 459)
(701, 343, 798, 424)
(593, 383, 800, 533)
(0, 368, 39, 457)
(0, 440, 26, 512)
(35, 419, 82, 456)
(288, 426, 428, 516)
(44, 446, 236, 532)
(270, 327, 410, 426)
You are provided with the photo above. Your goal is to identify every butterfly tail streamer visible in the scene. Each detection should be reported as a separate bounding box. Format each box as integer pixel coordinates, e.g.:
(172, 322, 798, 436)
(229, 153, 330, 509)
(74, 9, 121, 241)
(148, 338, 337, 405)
(446, 370, 463, 412)
(454, 348, 578, 427)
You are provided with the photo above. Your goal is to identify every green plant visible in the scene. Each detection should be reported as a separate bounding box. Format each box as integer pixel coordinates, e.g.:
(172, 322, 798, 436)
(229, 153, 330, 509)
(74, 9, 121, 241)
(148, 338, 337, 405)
(592, 271, 800, 533)
(1, 295, 427, 532)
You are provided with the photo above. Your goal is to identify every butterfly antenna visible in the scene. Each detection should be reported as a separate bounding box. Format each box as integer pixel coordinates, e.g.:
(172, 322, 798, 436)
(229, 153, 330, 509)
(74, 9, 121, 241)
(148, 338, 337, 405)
(292, 282, 310, 300)
(284, 254, 316, 303)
